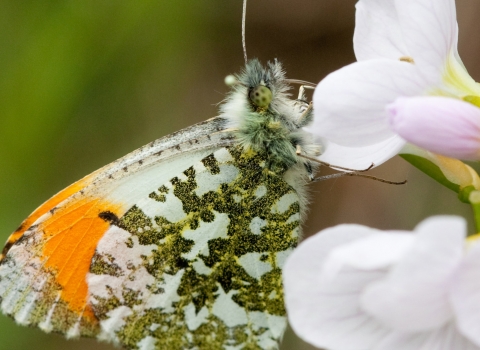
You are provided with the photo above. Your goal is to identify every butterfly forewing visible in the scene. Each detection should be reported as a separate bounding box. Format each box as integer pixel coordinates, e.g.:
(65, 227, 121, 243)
(88, 146, 299, 349)
(0, 117, 228, 263)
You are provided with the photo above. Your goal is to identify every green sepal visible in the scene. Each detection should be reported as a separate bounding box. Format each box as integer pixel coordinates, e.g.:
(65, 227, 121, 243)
(400, 154, 460, 193)
(463, 95, 480, 108)
(459, 185, 476, 203)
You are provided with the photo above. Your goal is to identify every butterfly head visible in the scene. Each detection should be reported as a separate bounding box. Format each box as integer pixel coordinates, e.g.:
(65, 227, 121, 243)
(249, 82, 272, 109)
(220, 59, 318, 174)
(226, 58, 291, 113)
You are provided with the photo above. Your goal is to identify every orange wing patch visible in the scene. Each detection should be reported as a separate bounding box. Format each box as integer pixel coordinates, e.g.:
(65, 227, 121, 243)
(0, 176, 125, 337)
(0, 175, 94, 261)
(41, 197, 124, 322)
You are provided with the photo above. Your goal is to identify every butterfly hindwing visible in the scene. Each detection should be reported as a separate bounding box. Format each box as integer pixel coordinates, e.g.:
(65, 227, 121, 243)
(88, 146, 299, 350)
(0, 118, 233, 338)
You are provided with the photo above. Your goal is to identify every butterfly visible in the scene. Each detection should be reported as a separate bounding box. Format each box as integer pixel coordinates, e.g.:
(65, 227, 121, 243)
(0, 59, 320, 350)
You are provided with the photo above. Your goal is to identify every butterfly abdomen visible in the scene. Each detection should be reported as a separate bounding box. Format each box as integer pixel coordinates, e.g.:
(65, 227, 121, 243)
(235, 111, 298, 173)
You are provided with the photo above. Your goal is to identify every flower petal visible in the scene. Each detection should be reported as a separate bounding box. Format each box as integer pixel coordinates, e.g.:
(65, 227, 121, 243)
(284, 225, 389, 350)
(323, 232, 414, 279)
(312, 59, 428, 147)
(360, 216, 465, 332)
(315, 135, 405, 169)
(443, 52, 480, 97)
(450, 239, 480, 346)
(354, 0, 409, 61)
(375, 323, 480, 350)
(395, 0, 458, 84)
(388, 96, 480, 160)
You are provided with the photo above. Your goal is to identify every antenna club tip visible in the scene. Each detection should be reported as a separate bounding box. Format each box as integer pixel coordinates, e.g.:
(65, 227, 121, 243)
(224, 75, 237, 86)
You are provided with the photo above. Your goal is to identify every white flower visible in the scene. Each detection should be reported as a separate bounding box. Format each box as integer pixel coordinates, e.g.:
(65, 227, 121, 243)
(283, 216, 480, 350)
(311, 0, 480, 168)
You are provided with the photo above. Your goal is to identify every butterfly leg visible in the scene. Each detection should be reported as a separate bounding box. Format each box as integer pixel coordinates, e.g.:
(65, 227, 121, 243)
(297, 84, 315, 101)
(296, 101, 313, 127)
(304, 161, 315, 181)
(295, 85, 315, 127)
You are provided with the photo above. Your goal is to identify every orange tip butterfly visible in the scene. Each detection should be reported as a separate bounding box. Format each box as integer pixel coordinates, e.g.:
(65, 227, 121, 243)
(0, 1, 322, 349)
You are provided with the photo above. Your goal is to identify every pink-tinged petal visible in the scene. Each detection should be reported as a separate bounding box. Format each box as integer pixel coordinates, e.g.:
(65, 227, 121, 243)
(314, 135, 405, 169)
(375, 323, 480, 350)
(450, 240, 480, 346)
(354, 0, 409, 61)
(388, 96, 480, 160)
(313, 59, 428, 147)
(361, 216, 465, 332)
(395, 0, 458, 84)
(284, 225, 389, 350)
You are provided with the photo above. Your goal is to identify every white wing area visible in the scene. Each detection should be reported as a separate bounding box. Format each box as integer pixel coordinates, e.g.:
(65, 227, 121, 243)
(87, 147, 300, 349)
(102, 147, 218, 208)
(67, 117, 234, 205)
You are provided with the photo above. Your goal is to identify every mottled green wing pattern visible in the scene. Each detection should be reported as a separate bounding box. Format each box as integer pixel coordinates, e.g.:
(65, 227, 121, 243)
(86, 146, 300, 350)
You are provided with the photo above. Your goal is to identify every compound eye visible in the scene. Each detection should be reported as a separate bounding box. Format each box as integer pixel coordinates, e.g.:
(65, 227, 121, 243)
(249, 85, 272, 108)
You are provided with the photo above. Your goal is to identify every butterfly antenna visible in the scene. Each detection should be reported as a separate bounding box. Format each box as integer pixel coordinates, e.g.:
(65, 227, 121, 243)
(313, 172, 407, 185)
(242, 0, 248, 64)
(296, 146, 406, 185)
(296, 149, 373, 173)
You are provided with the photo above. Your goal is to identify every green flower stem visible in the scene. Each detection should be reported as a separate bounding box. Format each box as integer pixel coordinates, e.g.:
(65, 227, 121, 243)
(469, 190, 480, 233)
(400, 147, 480, 234)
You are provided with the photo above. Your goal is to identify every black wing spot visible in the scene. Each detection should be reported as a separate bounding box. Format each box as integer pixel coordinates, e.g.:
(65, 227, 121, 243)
(149, 192, 166, 202)
(11, 223, 38, 248)
(1, 242, 13, 257)
(99, 211, 119, 225)
(201, 154, 220, 175)
(158, 185, 169, 194)
(176, 257, 189, 269)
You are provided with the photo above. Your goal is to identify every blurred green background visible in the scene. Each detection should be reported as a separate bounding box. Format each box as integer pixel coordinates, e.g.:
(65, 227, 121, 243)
(1, 0, 480, 349)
